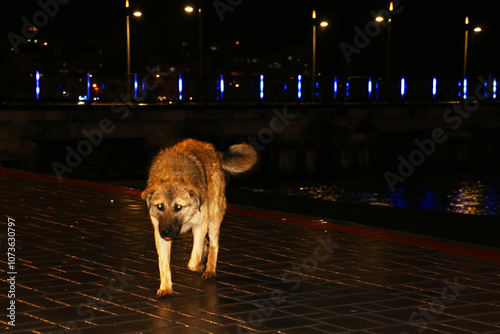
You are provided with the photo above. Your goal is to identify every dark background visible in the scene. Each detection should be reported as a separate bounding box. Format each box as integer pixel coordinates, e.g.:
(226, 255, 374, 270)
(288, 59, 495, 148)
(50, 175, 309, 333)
(2, 0, 499, 78)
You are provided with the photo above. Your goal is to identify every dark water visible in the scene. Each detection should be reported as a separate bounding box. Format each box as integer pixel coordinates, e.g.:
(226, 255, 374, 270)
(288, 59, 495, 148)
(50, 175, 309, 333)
(245, 173, 500, 217)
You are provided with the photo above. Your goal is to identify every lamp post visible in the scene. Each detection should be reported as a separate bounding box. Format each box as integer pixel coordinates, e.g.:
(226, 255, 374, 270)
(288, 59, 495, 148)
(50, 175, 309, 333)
(375, 1, 393, 81)
(312, 10, 328, 101)
(463, 16, 482, 80)
(185, 5, 203, 81)
(375, 2, 393, 100)
(386, 2, 393, 81)
(125, 0, 141, 96)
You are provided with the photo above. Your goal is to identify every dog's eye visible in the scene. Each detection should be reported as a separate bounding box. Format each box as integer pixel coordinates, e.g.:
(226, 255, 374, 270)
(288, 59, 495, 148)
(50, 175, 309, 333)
(173, 204, 183, 213)
(156, 204, 164, 211)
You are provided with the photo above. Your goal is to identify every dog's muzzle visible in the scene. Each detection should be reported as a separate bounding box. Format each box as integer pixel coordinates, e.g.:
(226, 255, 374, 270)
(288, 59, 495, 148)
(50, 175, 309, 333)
(160, 228, 173, 240)
(159, 224, 180, 240)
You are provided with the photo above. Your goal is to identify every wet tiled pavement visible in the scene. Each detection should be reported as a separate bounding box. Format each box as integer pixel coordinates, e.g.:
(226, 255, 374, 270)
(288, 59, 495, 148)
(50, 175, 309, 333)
(1, 168, 500, 333)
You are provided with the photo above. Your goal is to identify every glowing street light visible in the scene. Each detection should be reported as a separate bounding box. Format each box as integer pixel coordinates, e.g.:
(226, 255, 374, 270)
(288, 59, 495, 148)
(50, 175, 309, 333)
(463, 16, 482, 81)
(185, 4, 203, 83)
(125, 0, 142, 76)
(312, 10, 328, 101)
(375, 2, 393, 81)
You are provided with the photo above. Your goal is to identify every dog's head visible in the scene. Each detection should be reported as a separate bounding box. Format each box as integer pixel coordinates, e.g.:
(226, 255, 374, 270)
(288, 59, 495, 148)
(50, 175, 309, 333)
(142, 182, 204, 240)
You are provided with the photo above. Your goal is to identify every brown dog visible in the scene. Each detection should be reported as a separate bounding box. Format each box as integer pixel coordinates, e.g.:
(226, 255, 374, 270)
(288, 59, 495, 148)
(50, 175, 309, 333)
(141, 139, 257, 298)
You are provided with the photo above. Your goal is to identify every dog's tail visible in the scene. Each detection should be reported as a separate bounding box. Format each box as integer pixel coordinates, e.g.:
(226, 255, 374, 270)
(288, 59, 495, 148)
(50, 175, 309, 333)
(221, 143, 258, 176)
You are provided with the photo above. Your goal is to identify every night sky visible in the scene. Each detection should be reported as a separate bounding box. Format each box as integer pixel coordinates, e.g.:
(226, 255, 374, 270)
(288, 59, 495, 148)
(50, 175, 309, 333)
(2, 0, 499, 78)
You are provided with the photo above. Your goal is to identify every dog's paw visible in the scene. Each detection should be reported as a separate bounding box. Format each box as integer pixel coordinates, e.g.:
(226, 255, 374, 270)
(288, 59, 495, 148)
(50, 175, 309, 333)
(157, 288, 173, 299)
(202, 270, 216, 280)
(188, 262, 206, 273)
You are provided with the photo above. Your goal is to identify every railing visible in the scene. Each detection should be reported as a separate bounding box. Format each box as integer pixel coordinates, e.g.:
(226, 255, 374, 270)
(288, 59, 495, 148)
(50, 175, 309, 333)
(1, 71, 497, 103)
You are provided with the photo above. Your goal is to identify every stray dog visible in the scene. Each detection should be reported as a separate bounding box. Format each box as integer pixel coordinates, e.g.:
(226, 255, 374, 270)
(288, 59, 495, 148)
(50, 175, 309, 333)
(142, 139, 257, 298)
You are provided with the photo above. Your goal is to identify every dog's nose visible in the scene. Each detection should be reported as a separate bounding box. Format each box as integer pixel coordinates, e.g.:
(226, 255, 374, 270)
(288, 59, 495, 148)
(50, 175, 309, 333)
(160, 229, 172, 239)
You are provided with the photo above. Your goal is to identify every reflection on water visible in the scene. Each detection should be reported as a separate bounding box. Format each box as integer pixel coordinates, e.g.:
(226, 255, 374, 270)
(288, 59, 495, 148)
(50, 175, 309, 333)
(253, 175, 500, 217)
(449, 181, 499, 216)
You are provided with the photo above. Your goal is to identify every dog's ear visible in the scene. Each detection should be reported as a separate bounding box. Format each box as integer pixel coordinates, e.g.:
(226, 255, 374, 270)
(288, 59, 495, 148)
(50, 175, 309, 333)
(141, 187, 154, 206)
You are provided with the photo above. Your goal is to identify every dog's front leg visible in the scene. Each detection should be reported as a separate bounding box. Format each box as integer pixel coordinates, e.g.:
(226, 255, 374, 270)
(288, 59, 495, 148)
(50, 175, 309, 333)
(188, 224, 208, 273)
(155, 231, 173, 298)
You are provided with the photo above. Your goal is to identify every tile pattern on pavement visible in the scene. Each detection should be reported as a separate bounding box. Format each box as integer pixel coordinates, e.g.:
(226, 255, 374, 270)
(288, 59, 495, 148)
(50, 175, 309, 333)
(1, 169, 500, 333)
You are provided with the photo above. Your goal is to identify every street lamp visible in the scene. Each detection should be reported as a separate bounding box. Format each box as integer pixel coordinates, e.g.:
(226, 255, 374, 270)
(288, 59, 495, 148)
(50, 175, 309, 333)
(185, 5, 203, 80)
(125, 1, 141, 99)
(463, 16, 482, 80)
(375, 2, 393, 81)
(125, 0, 142, 76)
(312, 10, 328, 101)
(374, 2, 394, 100)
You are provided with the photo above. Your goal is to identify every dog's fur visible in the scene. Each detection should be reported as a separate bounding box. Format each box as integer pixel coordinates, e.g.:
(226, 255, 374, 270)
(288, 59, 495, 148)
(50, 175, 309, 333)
(141, 139, 257, 298)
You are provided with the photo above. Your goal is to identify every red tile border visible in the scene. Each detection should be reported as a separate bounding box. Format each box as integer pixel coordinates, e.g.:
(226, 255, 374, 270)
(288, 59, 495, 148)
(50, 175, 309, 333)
(3, 167, 500, 263)
(226, 206, 500, 263)
(0, 167, 142, 198)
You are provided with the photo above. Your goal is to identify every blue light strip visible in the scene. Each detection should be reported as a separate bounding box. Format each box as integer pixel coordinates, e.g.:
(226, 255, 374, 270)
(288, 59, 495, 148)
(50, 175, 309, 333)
(260, 75, 264, 100)
(178, 74, 183, 101)
(28, 74, 499, 102)
(134, 73, 138, 100)
(220, 75, 224, 100)
(432, 77, 437, 99)
(368, 78, 372, 99)
(87, 73, 91, 101)
(334, 77, 338, 100)
(297, 75, 302, 99)
(35, 71, 40, 100)
(463, 78, 467, 99)
(401, 77, 406, 98)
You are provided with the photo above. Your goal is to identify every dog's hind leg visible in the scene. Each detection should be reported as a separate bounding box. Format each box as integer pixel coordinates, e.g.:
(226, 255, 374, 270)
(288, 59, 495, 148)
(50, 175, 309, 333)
(202, 174, 225, 280)
(202, 224, 220, 280)
(155, 231, 173, 298)
(201, 235, 210, 264)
